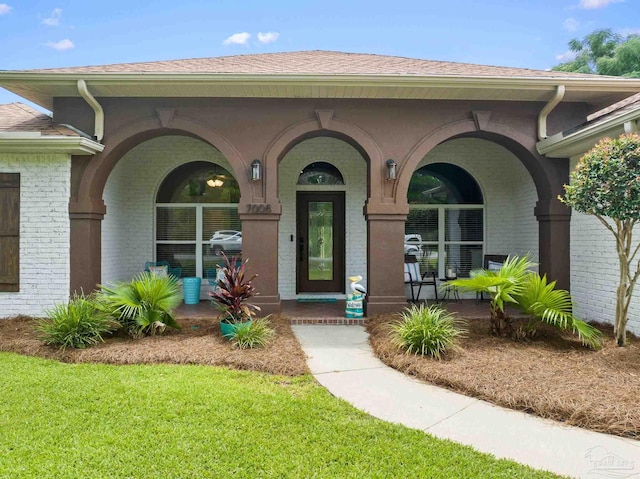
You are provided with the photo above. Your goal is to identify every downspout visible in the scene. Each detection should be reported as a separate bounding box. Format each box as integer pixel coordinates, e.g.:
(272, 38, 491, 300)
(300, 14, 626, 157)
(77, 79, 104, 142)
(538, 85, 565, 141)
(624, 119, 638, 133)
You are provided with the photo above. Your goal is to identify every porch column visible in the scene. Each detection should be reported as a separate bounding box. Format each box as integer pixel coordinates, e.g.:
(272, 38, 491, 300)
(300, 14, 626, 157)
(535, 199, 571, 291)
(69, 197, 105, 294)
(365, 206, 409, 315)
(239, 212, 281, 315)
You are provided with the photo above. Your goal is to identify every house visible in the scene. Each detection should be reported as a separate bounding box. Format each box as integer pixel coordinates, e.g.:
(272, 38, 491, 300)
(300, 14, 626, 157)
(1, 51, 639, 330)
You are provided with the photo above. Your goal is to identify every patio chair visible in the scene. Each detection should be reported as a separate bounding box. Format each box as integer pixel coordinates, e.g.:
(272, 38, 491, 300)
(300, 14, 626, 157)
(404, 254, 437, 303)
(205, 267, 224, 287)
(144, 261, 182, 280)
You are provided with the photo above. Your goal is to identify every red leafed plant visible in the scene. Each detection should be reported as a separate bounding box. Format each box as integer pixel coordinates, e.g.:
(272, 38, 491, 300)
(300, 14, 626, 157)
(208, 253, 260, 323)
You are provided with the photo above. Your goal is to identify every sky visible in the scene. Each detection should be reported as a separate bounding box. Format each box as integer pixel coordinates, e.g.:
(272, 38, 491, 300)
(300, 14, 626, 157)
(0, 0, 638, 110)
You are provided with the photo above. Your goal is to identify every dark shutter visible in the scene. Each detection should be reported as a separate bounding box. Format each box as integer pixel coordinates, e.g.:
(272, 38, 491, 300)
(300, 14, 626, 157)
(0, 173, 19, 292)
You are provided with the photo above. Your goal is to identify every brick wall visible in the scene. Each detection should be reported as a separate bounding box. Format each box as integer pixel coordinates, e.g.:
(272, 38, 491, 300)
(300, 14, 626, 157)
(569, 157, 640, 335)
(278, 137, 367, 299)
(102, 136, 233, 283)
(0, 153, 71, 317)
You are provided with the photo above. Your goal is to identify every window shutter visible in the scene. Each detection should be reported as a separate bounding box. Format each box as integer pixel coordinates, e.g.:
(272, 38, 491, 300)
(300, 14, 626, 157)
(0, 173, 20, 292)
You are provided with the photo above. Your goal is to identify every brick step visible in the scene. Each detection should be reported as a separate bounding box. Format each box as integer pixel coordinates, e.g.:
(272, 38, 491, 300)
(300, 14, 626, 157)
(288, 317, 367, 325)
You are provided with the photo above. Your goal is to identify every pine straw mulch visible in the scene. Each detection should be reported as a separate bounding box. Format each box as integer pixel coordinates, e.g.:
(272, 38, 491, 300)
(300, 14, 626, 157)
(368, 313, 640, 438)
(0, 315, 308, 377)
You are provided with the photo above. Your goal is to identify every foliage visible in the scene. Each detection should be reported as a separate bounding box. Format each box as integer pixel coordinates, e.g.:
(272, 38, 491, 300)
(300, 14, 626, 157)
(37, 293, 118, 350)
(391, 304, 467, 359)
(208, 253, 260, 323)
(451, 256, 602, 348)
(230, 317, 275, 349)
(553, 29, 640, 77)
(0, 353, 556, 478)
(98, 272, 181, 337)
(561, 133, 640, 346)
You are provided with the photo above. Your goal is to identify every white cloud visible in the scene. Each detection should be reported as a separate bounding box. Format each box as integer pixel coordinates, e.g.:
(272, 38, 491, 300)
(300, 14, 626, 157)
(579, 0, 622, 9)
(563, 17, 580, 32)
(42, 8, 62, 26)
(0, 4, 12, 15)
(257, 32, 279, 44)
(618, 27, 640, 36)
(556, 50, 577, 62)
(46, 38, 74, 51)
(223, 32, 251, 45)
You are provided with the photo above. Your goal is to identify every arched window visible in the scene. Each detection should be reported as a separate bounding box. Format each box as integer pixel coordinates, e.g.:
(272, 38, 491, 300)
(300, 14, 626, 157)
(156, 161, 241, 279)
(405, 163, 484, 278)
(297, 162, 345, 185)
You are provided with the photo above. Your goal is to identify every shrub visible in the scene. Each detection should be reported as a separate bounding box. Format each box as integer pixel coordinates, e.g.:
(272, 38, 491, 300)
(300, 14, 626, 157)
(230, 317, 275, 349)
(208, 253, 260, 324)
(391, 304, 466, 359)
(37, 294, 118, 350)
(98, 272, 181, 337)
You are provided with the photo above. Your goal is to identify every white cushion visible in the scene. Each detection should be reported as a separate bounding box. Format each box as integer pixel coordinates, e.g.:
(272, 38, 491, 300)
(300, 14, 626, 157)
(488, 260, 503, 271)
(404, 262, 420, 282)
(148, 265, 168, 278)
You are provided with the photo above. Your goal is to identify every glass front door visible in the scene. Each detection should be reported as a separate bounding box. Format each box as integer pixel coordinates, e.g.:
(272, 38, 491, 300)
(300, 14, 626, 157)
(296, 192, 345, 293)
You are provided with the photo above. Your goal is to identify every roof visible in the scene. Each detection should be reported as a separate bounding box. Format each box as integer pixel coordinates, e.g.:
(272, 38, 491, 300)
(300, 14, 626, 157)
(1, 50, 640, 112)
(21, 50, 613, 79)
(586, 91, 640, 125)
(0, 102, 79, 136)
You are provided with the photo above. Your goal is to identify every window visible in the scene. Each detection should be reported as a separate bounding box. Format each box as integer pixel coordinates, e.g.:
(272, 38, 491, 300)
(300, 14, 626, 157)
(155, 162, 240, 278)
(298, 162, 344, 185)
(0, 173, 19, 292)
(405, 164, 483, 278)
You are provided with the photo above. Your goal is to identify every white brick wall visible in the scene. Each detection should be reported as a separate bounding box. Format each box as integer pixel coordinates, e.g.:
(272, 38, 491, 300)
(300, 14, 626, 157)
(418, 138, 539, 261)
(0, 153, 71, 317)
(569, 157, 640, 335)
(102, 136, 233, 284)
(278, 137, 367, 299)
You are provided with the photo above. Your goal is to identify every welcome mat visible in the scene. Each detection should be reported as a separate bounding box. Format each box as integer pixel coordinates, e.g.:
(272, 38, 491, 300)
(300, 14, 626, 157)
(296, 297, 338, 303)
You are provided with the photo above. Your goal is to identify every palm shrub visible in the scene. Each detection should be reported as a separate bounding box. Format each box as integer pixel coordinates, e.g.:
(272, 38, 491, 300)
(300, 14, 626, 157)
(450, 255, 602, 348)
(98, 272, 181, 337)
(37, 293, 118, 350)
(208, 253, 261, 323)
(391, 304, 467, 359)
(230, 317, 275, 349)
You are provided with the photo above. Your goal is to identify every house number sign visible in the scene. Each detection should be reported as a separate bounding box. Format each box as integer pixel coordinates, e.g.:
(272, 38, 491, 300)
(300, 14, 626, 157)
(246, 203, 272, 213)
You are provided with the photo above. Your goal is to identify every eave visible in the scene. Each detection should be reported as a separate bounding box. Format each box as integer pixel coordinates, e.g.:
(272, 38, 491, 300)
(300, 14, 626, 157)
(1, 72, 640, 111)
(0, 134, 105, 155)
(536, 105, 640, 158)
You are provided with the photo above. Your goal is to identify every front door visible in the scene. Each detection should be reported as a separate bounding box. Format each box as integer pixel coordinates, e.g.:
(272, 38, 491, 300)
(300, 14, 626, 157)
(296, 192, 345, 293)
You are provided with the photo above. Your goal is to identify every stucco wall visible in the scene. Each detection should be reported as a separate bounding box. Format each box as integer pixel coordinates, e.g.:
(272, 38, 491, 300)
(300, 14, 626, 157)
(419, 138, 539, 260)
(102, 136, 233, 284)
(278, 137, 367, 299)
(569, 157, 640, 335)
(0, 153, 71, 317)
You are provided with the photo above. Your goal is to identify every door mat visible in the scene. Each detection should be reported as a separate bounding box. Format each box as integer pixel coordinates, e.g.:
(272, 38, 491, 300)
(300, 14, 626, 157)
(296, 298, 338, 303)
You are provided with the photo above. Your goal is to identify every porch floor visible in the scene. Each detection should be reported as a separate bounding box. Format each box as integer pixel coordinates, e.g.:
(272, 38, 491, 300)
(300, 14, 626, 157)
(174, 299, 517, 323)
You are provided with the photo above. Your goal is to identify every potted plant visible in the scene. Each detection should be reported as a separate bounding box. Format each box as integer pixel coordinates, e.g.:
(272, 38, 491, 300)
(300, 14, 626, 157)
(208, 253, 261, 338)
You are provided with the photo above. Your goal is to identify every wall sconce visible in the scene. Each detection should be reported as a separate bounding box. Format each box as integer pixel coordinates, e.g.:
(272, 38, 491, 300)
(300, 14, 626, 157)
(386, 159, 397, 181)
(251, 159, 262, 181)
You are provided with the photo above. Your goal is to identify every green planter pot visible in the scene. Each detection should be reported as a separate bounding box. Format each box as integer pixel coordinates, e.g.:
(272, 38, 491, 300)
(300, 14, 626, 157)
(220, 320, 252, 339)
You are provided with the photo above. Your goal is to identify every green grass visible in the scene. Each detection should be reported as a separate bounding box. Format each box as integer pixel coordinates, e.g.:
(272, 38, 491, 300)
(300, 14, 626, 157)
(0, 352, 558, 478)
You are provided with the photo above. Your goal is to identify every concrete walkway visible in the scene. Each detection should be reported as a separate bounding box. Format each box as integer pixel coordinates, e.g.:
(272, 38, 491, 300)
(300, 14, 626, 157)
(292, 325, 640, 479)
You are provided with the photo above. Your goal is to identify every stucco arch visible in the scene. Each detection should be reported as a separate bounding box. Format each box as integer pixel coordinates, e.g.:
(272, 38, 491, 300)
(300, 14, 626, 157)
(74, 116, 253, 210)
(262, 117, 384, 206)
(396, 119, 560, 203)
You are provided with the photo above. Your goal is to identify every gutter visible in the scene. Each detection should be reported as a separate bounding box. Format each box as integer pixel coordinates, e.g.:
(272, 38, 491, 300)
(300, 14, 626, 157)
(77, 79, 104, 142)
(537, 103, 640, 158)
(0, 134, 105, 155)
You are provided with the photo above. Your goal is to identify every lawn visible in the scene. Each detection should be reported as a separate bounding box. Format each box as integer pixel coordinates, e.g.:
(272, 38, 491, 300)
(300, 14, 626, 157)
(0, 352, 559, 478)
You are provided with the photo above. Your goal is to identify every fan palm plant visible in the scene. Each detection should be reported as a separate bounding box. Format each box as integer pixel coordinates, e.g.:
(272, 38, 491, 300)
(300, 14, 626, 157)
(98, 272, 181, 337)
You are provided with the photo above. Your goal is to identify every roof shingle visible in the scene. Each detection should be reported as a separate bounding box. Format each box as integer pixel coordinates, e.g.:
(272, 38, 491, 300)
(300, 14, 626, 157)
(0, 102, 79, 136)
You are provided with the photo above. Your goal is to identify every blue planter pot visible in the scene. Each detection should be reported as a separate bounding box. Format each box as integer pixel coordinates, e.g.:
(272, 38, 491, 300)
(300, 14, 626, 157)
(220, 320, 252, 339)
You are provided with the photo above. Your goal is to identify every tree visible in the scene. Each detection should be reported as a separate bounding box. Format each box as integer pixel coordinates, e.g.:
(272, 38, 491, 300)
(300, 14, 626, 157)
(561, 134, 640, 346)
(553, 29, 640, 78)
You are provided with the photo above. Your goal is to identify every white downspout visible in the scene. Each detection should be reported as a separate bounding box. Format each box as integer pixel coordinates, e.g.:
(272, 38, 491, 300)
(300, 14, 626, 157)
(538, 85, 565, 141)
(77, 79, 104, 142)
(624, 119, 638, 133)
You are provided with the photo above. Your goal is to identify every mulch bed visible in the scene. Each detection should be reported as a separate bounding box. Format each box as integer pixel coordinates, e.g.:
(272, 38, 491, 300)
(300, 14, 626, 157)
(368, 313, 640, 438)
(0, 315, 308, 376)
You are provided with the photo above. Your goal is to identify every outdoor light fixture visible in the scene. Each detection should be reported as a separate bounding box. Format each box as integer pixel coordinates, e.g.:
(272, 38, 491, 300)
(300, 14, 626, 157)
(206, 178, 224, 187)
(251, 159, 262, 181)
(386, 159, 397, 181)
